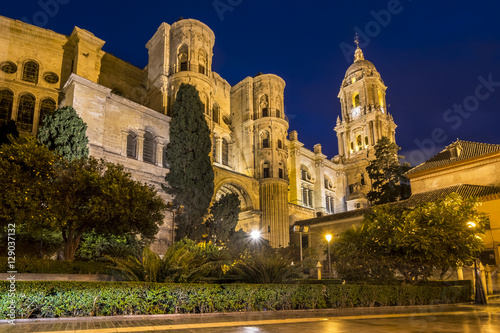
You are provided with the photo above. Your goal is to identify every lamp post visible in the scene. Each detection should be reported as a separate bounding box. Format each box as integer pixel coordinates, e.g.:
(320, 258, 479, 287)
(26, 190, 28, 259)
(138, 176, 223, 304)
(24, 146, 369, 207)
(325, 234, 332, 274)
(293, 225, 309, 263)
(166, 203, 184, 245)
(467, 221, 487, 305)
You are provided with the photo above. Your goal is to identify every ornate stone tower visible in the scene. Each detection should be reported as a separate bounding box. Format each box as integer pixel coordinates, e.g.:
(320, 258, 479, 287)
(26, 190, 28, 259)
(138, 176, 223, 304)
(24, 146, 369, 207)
(145, 19, 215, 117)
(334, 42, 397, 210)
(252, 74, 289, 247)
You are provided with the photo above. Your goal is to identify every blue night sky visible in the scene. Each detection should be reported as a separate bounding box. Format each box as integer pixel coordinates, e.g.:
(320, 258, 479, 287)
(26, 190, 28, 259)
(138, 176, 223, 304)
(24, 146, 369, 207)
(3, 0, 500, 166)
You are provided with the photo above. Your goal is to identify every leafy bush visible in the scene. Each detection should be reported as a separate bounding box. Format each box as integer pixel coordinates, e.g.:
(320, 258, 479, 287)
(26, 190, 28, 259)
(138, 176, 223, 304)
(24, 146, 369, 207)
(0, 281, 471, 318)
(232, 251, 302, 283)
(74, 230, 144, 262)
(108, 239, 230, 282)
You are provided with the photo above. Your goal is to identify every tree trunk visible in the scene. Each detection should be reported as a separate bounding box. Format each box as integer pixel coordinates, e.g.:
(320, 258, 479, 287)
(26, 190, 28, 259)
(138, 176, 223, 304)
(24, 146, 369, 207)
(63, 235, 81, 261)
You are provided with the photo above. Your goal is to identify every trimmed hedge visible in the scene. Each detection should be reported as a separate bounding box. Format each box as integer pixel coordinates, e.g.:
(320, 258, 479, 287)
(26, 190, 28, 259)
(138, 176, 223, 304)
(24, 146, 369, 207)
(0, 281, 471, 318)
(0, 258, 112, 275)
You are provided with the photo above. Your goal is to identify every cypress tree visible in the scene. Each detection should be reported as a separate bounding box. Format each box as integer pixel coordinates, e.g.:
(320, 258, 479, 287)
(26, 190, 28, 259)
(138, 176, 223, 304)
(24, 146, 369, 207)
(163, 83, 214, 240)
(366, 136, 411, 205)
(37, 105, 89, 161)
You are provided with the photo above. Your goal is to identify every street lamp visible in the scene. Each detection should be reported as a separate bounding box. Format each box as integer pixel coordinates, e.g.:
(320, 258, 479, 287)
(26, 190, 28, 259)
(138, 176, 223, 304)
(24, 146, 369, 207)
(250, 230, 261, 240)
(166, 203, 184, 245)
(293, 225, 309, 262)
(325, 234, 332, 274)
(467, 221, 487, 305)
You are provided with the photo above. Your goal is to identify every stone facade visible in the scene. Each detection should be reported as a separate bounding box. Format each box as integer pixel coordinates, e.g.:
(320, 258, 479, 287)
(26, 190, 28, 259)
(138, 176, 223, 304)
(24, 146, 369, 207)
(0, 16, 395, 252)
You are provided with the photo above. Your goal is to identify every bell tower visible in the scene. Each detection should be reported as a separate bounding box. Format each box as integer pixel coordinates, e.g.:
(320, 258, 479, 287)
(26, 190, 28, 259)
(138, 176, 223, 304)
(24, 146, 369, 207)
(334, 38, 397, 210)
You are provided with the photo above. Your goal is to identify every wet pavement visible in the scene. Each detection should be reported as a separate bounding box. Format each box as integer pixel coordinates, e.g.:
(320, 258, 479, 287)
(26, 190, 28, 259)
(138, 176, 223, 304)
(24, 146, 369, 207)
(1, 299, 500, 332)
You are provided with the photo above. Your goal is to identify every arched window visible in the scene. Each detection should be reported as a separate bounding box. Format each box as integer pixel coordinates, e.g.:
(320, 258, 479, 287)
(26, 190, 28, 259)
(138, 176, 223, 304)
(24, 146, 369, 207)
(126, 132, 137, 158)
(222, 138, 229, 166)
(352, 92, 360, 108)
(356, 135, 362, 150)
(275, 97, 282, 118)
(198, 49, 207, 75)
(300, 166, 311, 182)
(17, 94, 35, 131)
(0, 90, 14, 123)
(213, 103, 220, 124)
(260, 94, 269, 117)
(22, 61, 39, 83)
(378, 89, 385, 110)
(324, 177, 333, 189)
(143, 131, 156, 163)
(263, 161, 270, 178)
(39, 98, 56, 127)
(261, 131, 270, 148)
(178, 44, 189, 72)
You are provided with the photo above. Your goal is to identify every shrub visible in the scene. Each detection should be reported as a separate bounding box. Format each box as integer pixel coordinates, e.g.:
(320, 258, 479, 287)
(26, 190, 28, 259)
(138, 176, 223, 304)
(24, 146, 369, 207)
(0, 281, 471, 319)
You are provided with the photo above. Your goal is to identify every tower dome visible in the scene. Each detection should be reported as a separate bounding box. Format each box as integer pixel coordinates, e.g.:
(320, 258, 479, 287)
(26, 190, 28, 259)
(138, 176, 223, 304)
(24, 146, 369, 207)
(343, 48, 381, 82)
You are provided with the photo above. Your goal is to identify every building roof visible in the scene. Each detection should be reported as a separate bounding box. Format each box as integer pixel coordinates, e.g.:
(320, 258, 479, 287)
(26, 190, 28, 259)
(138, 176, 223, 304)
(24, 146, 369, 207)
(406, 140, 500, 176)
(294, 207, 371, 227)
(397, 184, 500, 207)
(294, 184, 500, 227)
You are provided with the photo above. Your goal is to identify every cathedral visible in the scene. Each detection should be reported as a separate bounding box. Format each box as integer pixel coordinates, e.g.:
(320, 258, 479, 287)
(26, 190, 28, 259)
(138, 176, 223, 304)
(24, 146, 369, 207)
(0, 16, 397, 253)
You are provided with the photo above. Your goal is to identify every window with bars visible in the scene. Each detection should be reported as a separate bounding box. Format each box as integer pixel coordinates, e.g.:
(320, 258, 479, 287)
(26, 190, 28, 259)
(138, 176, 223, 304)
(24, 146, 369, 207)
(143, 131, 156, 164)
(127, 133, 137, 158)
(17, 94, 36, 131)
(38, 98, 56, 127)
(22, 61, 39, 83)
(0, 90, 14, 123)
(222, 138, 229, 166)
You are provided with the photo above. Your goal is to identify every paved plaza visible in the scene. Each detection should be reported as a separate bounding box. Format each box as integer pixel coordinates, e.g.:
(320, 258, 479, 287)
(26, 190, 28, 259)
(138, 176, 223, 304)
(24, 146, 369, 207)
(1, 300, 500, 333)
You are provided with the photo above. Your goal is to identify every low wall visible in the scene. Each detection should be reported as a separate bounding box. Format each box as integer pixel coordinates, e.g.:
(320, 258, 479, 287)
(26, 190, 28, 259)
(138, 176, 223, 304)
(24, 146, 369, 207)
(0, 273, 119, 281)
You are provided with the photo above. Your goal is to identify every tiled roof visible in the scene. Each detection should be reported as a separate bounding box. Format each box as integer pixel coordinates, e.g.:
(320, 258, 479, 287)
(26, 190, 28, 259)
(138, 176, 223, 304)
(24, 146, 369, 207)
(397, 184, 500, 207)
(294, 184, 500, 227)
(294, 207, 371, 227)
(406, 140, 500, 175)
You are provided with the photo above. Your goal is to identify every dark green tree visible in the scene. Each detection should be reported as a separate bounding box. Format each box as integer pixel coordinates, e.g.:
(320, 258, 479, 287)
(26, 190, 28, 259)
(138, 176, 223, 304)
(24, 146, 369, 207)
(366, 136, 411, 205)
(205, 193, 241, 245)
(37, 105, 89, 161)
(163, 83, 214, 241)
(0, 137, 167, 260)
(333, 194, 488, 284)
(0, 120, 19, 145)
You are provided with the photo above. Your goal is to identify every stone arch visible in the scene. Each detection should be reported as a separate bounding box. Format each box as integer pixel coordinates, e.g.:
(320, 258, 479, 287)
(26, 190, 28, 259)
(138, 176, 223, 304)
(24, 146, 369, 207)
(214, 180, 255, 212)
